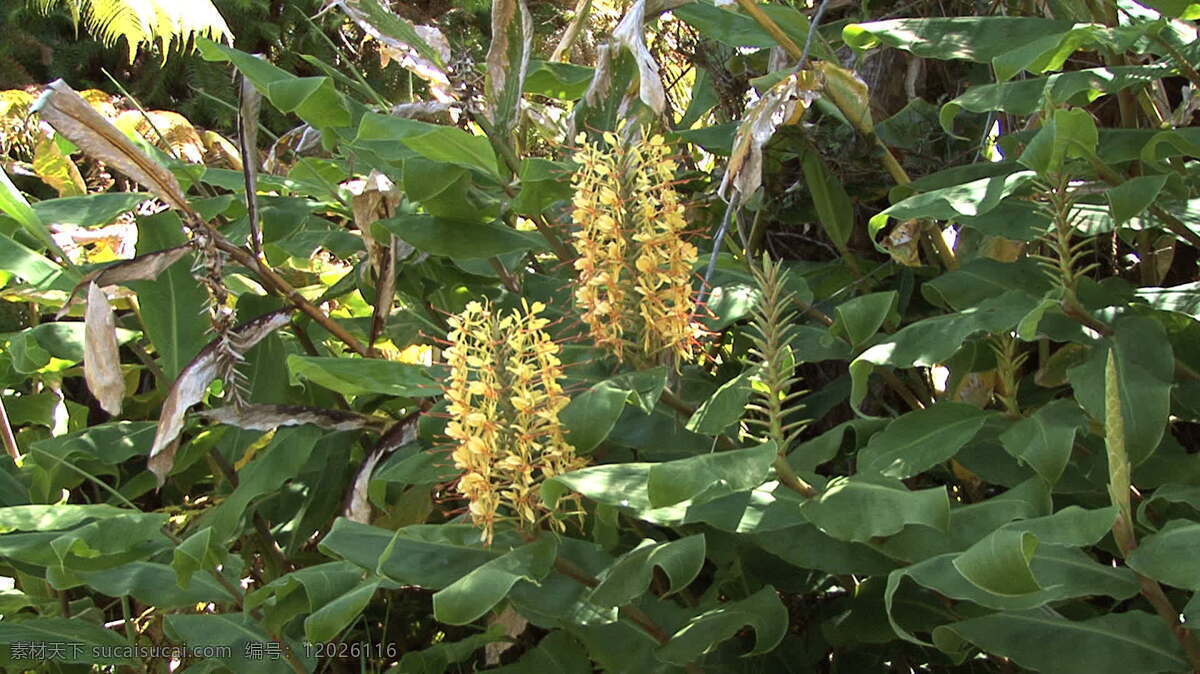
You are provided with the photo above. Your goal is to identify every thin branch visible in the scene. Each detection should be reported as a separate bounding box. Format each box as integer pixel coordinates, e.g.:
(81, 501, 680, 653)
(212, 235, 372, 357)
(0, 395, 19, 461)
(696, 191, 741, 313)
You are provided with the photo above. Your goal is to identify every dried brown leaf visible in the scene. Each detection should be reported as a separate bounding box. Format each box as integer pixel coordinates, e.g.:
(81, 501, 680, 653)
(148, 309, 294, 486)
(84, 282, 124, 416)
(389, 101, 455, 124)
(238, 72, 263, 253)
(58, 245, 191, 317)
(344, 414, 419, 524)
(349, 170, 399, 265)
(720, 70, 820, 200)
(485, 606, 528, 665)
(196, 404, 387, 432)
(611, 0, 665, 115)
(35, 80, 192, 215)
(338, 0, 456, 102)
(344, 449, 383, 524)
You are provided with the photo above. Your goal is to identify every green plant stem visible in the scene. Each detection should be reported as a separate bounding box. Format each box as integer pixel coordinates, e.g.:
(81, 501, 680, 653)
(1105, 352, 1200, 669)
(0, 394, 19, 461)
(551, 0, 592, 62)
(126, 339, 167, 392)
(735, 0, 957, 271)
(774, 455, 816, 497)
(551, 555, 703, 674)
(477, 110, 574, 264)
(212, 234, 372, 357)
(696, 191, 741, 313)
(885, 369, 926, 410)
(1086, 147, 1200, 250)
(660, 389, 696, 416)
(207, 448, 291, 579)
(734, 0, 803, 56)
(489, 257, 521, 293)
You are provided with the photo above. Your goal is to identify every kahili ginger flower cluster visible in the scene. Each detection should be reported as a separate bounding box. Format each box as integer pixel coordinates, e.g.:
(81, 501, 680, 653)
(570, 131, 700, 365)
(444, 299, 586, 544)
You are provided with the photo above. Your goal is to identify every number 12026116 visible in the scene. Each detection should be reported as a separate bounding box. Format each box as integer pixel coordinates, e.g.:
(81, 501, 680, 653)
(304, 642, 400, 659)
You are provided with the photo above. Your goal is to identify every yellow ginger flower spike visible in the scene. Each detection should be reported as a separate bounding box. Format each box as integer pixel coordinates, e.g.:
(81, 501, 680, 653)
(569, 132, 700, 365)
(444, 299, 585, 545)
(570, 136, 631, 361)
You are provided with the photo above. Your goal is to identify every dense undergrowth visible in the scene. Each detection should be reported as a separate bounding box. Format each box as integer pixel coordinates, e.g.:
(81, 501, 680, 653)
(3, 0, 1200, 672)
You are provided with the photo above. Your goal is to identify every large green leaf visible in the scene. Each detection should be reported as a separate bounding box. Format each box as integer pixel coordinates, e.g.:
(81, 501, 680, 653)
(379, 215, 545, 259)
(921, 258, 1052, 311)
(0, 166, 61, 254)
(165, 614, 311, 673)
(845, 18, 1111, 80)
(198, 39, 350, 130)
(305, 577, 382, 643)
(886, 544, 1139, 644)
(999, 399, 1088, 484)
(940, 65, 1174, 134)
(202, 426, 327, 539)
(433, 537, 557, 625)
(933, 610, 1188, 673)
(320, 519, 500, 588)
(32, 192, 151, 228)
(869, 171, 1037, 247)
(0, 618, 133, 665)
(47, 561, 234, 608)
(801, 150, 854, 249)
(287, 354, 441, 398)
(0, 231, 78, 291)
(656, 586, 788, 665)
(685, 367, 756, 436)
(561, 380, 632, 452)
(128, 212, 209, 380)
(832, 291, 897, 348)
(1127, 520, 1200, 590)
(588, 535, 705, 607)
(649, 442, 776, 508)
(544, 442, 779, 514)
(850, 290, 1038, 411)
(1068, 316, 1173, 464)
(857, 402, 990, 479)
(953, 529, 1042, 596)
(674, 3, 830, 59)
(800, 473, 950, 543)
(1019, 108, 1100, 177)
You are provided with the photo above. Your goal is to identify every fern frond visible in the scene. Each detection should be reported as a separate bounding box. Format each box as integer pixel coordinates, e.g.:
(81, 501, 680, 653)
(33, 0, 232, 63)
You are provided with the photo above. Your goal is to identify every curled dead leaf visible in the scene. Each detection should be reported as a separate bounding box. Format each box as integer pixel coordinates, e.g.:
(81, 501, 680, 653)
(84, 282, 124, 416)
(883, 219, 922, 267)
(389, 101, 455, 124)
(58, 245, 191, 317)
(720, 70, 821, 201)
(611, 0, 665, 115)
(338, 0, 456, 103)
(344, 413, 419, 524)
(35, 80, 192, 215)
(147, 308, 295, 486)
(196, 404, 387, 432)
